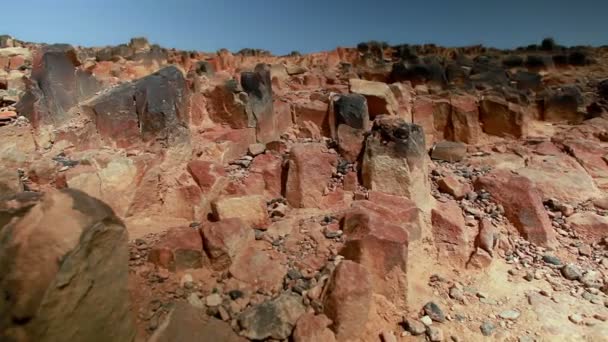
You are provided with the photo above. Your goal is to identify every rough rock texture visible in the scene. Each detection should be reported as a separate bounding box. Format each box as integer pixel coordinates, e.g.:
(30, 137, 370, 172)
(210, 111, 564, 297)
(362, 116, 430, 210)
(431, 200, 470, 266)
(475, 170, 556, 246)
(349, 78, 399, 117)
(148, 227, 204, 271)
(323, 260, 372, 341)
(0, 189, 135, 342)
(292, 313, 337, 342)
(200, 218, 254, 271)
(211, 195, 269, 228)
(334, 93, 370, 130)
(286, 143, 337, 208)
(479, 95, 528, 138)
(238, 292, 305, 340)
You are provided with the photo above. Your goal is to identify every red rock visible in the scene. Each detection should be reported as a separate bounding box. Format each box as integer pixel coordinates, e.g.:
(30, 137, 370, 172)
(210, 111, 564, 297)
(451, 94, 482, 144)
(533, 141, 563, 156)
(211, 195, 269, 229)
(336, 124, 365, 162)
(349, 78, 399, 118)
(187, 160, 227, 192)
(343, 171, 359, 191)
(228, 245, 287, 292)
(323, 260, 372, 341)
(148, 227, 204, 271)
(9, 55, 25, 70)
(431, 200, 470, 266)
(249, 153, 283, 197)
(566, 212, 608, 242)
(294, 100, 330, 136)
(437, 174, 472, 199)
(0, 110, 17, 120)
(561, 138, 608, 190)
(431, 141, 467, 162)
(273, 99, 293, 135)
(467, 248, 493, 269)
(200, 218, 254, 271)
(360, 191, 422, 239)
(341, 205, 409, 308)
(285, 143, 337, 208)
(293, 313, 336, 342)
(475, 170, 555, 246)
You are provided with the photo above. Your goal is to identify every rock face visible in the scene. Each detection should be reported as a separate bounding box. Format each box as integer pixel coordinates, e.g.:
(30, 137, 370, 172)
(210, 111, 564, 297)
(541, 86, 583, 123)
(323, 260, 372, 341)
(431, 200, 470, 266)
(292, 313, 336, 342)
(148, 227, 204, 271)
(211, 195, 269, 228)
(479, 95, 528, 138)
(17, 44, 101, 128)
(82, 65, 189, 148)
(362, 116, 430, 210)
(475, 170, 555, 246)
(566, 212, 608, 242)
(334, 93, 370, 130)
(0, 189, 135, 342)
(286, 143, 337, 208)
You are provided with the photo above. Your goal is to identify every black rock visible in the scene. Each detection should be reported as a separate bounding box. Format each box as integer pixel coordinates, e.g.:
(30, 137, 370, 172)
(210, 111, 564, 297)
(334, 94, 370, 130)
(542, 254, 562, 266)
(423, 301, 446, 323)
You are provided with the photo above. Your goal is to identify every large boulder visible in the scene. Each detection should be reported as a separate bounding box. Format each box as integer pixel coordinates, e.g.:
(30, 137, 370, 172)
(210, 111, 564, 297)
(148, 227, 205, 271)
(479, 95, 528, 138)
(238, 292, 306, 340)
(475, 170, 555, 246)
(0, 190, 135, 342)
(16, 44, 101, 128)
(81, 66, 189, 148)
(541, 86, 584, 123)
(285, 143, 338, 208)
(450, 94, 482, 144)
(200, 218, 254, 271)
(362, 116, 430, 210)
(241, 63, 276, 143)
(349, 79, 399, 118)
(323, 260, 372, 341)
(431, 200, 470, 266)
(334, 93, 370, 130)
(211, 195, 269, 229)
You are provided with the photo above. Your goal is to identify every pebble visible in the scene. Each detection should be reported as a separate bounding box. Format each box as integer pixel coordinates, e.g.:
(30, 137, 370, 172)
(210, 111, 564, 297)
(206, 293, 223, 307)
(480, 321, 495, 336)
(569, 314, 583, 324)
(499, 310, 521, 320)
(424, 302, 446, 322)
(405, 318, 427, 335)
(542, 254, 562, 266)
(561, 264, 583, 280)
(449, 286, 465, 302)
(381, 330, 397, 342)
(187, 293, 205, 309)
(420, 315, 433, 326)
(594, 313, 607, 322)
(427, 326, 444, 341)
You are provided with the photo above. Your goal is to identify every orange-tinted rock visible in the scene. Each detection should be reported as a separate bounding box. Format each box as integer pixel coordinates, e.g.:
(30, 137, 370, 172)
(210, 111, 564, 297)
(293, 313, 336, 342)
(200, 218, 254, 271)
(431, 200, 470, 266)
(211, 195, 269, 229)
(479, 95, 528, 138)
(451, 94, 482, 144)
(242, 64, 276, 143)
(294, 100, 330, 136)
(566, 212, 608, 242)
(323, 260, 372, 341)
(343, 171, 359, 191)
(431, 141, 467, 162)
(228, 245, 287, 293)
(249, 153, 283, 197)
(148, 227, 204, 271)
(475, 170, 555, 246)
(349, 79, 399, 118)
(467, 248, 493, 269)
(438, 174, 472, 199)
(541, 86, 584, 123)
(285, 143, 337, 208)
(337, 124, 365, 162)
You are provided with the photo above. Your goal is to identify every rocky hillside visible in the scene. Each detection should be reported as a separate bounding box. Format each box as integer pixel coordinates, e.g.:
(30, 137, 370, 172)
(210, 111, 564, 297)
(1, 34, 608, 341)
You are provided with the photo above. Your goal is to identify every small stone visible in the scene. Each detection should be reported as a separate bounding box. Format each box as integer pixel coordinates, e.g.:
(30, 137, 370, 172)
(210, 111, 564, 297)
(449, 286, 465, 302)
(578, 245, 592, 257)
(248, 143, 266, 156)
(187, 293, 205, 309)
(381, 330, 397, 342)
(206, 293, 223, 307)
(569, 314, 583, 324)
(420, 315, 433, 326)
(594, 314, 607, 322)
(424, 302, 446, 323)
(480, 321, 495, 336)
(476, 292, 489, 299)
(499, 310, 521, 320)
(426, 326, 444, 341)
(181, 274, 194, 288)
(404, 318, 426, 335)
(542, 254, 562, 266)
(561, 264, 583, 280)
(580, 271, 603, 288)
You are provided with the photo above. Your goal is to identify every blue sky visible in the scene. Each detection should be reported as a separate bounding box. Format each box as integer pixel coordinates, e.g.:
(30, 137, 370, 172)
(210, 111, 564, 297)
(2, 0, 606, 54)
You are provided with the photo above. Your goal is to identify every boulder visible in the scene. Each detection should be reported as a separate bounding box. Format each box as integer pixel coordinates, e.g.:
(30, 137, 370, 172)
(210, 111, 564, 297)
(341, 205, 409, 308)
(294, 100, 330, 136)
(0, 190, 135, 342)
(148, 227, 204, 271)
(437, 174, 471, 199)
(412, 97, 452, 148)
(431, 200, 470, 266)
(334, 93, 370, 130)
(431, 141, 467, 162)
(323, 260, 372, 341)
(475, 170, 555, 246)
(16, 44, 101, 128)
(293, 313, 336, 342)
(479, 96, 528, 138)
(238, 292, 305, 340)
(200, 218, 254, 271)
(362, 116, 430, 210)
(249, 153, 283, 198)
(541, 86, 584, 123)
(81, 66, 189, 148)
(211, 195, 269, 229)
(349, 79, 399, 118)
(285, 143, 338, 208)
(566, 212, 608, 242)
(150, 301, 246, 342)
(337, 124, 365, 162)
(187, 160, 227, 193)
(242, 63, 276, 143)
(451, 94, 482, 144)
(229, 245, 287, 292)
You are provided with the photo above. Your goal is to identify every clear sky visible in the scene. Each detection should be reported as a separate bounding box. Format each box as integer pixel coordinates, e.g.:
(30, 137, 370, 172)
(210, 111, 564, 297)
(3, 0, 606, 55)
